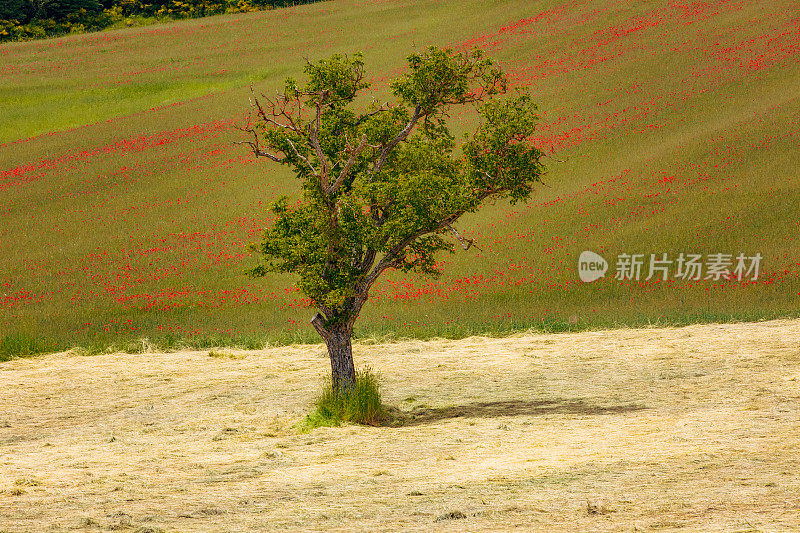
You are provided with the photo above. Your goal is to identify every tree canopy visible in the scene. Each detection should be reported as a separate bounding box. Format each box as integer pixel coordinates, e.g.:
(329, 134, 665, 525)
(0, 0, 319, 42)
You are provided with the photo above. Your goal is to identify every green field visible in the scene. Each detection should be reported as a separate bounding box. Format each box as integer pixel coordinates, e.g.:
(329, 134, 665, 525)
(1, 0, 799, 353)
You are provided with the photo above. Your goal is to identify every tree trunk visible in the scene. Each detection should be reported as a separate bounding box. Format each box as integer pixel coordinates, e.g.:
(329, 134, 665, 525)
(326, 325, 356, 393)
(311, 313, 356, 392)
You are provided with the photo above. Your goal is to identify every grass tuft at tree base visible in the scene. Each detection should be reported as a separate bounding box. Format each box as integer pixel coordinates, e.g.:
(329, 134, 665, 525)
(301, 368, 396, 430)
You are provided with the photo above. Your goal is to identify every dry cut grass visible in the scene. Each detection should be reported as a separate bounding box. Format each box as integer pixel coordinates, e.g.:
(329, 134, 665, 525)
(1, 319, 799, 531)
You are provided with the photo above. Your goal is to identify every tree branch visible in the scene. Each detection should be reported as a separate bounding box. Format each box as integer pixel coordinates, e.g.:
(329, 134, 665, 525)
(361, 226, 426, 290)
(311, 312, 330, 341)
(350, 105, 390, 128)
(372, 104, 423, 174)
(328, 134, 369, 194)
(287, 138, 318, 176)
(309, 94, 330, 191)
(249, 86, 268, 121)
(363, 189, 495, 287)
(446, 223, 479, 251)
(232, 125, 284, 162)
(275, 96, 302, 133)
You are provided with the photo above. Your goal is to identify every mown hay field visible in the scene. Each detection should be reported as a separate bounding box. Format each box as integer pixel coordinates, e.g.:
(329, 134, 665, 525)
(2, 319, 799, 531)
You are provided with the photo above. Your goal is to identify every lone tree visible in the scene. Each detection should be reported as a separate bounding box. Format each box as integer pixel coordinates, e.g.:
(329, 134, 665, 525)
(239, 47, 545, 392)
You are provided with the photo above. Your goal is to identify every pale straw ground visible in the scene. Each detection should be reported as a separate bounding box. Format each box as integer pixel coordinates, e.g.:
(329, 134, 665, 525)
(1, 319, 799, 532)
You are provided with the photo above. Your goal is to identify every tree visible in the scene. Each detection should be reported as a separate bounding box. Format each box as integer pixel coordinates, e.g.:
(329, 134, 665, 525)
(239, 47, 545, 392)
(31, 0, 102, 21)
(0, 0, 30, 23)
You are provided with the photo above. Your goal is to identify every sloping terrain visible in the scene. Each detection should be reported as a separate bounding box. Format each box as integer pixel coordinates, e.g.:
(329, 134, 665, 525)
(1, 0, 799, 346)
(2, 319, 799, 530)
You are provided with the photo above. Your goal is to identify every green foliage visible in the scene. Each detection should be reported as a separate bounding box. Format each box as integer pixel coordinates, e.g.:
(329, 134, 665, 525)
(39, 0, 104, 20)
(0, 0, 29, 21)
(0, 0, 321, 41)
(303, 368, 384, 428)
(246, 47, 544, 330)
(0, 18, 46, 40)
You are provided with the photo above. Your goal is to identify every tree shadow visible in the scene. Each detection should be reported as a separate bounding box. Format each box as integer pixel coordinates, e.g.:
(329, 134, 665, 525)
(399, 399, 646, 426)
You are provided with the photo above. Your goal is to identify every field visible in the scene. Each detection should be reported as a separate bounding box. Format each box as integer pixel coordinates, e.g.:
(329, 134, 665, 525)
(2, 319, 800, 531)
(1, 0, 798, 350)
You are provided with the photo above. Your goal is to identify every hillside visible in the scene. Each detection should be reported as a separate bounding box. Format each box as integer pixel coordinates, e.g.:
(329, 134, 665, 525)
(1, 0, 799, 349)
(2, 319, 799, 530)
